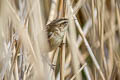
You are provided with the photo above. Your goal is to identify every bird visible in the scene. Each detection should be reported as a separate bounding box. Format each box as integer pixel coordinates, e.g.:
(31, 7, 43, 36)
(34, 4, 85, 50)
(47, 18, 68, 51)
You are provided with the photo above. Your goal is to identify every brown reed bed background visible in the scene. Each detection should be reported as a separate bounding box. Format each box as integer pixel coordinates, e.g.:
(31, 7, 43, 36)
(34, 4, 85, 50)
(0, 0, 120, 80)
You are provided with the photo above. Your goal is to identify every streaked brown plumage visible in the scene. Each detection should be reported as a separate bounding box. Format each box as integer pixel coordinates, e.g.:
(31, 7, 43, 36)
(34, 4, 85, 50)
(47, 18, 68, 50)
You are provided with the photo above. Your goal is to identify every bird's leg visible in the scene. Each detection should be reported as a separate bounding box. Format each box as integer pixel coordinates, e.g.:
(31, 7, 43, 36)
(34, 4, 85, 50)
(48, 63, 56, 71)
(42, 55, 56, 71)
(59, 42, 67, 48)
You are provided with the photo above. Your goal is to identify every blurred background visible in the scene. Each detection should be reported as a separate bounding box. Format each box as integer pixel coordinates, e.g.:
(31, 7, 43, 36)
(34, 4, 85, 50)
(0, 0, 120, 80)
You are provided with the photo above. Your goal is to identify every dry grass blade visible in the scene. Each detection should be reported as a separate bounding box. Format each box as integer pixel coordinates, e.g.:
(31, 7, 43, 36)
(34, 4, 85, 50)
(67, 1, 81, 80)
(116, 3, 120, 35)
(66, 0, 105, 80)
(96, 0, 101, 36)
(60, 33, 66, 80)
(70, 63, 87, 80)
(77, 8, 97, 46)
(100, 0, 107, 72)
(73, 0, 86, 15)
(91, 0, 95, 40)
(47, 0, 59, 24)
